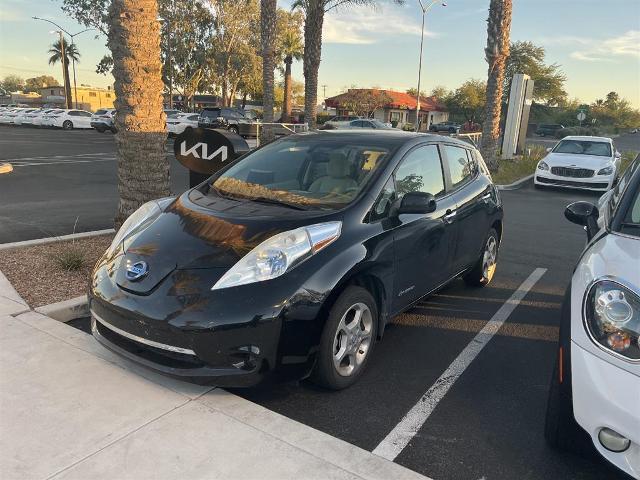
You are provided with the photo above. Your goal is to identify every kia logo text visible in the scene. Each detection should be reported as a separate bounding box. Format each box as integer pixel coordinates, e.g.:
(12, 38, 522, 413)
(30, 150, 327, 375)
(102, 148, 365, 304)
(180, 142, 228, 162)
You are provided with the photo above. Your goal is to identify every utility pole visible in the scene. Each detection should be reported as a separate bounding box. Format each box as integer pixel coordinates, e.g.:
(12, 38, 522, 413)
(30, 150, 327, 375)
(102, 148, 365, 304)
(322, 84, 327, 110)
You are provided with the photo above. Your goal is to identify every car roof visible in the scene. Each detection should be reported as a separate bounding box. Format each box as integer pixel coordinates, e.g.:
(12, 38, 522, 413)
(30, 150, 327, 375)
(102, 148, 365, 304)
(296, 129, 475, 147)
(560, 135, 612, 142)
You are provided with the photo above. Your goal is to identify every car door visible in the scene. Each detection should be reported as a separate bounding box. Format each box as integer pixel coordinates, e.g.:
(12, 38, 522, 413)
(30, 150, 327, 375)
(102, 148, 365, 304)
(441, 144, 494, 272)
(79, 111, 92, 128)
(374, 143, 457, 312)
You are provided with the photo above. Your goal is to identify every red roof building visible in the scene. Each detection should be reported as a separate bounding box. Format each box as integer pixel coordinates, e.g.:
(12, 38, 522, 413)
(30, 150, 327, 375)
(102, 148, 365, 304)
(324, 88, 448, 131)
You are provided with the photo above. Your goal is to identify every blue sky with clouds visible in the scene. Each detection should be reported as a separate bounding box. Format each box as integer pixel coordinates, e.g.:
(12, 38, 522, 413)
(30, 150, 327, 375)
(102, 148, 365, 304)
(1, 0, 639, 106)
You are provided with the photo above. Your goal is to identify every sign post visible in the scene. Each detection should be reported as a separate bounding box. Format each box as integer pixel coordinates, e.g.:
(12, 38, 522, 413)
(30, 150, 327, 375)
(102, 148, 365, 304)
(577, 111, 586, 127)
(174, 128, 250, 187)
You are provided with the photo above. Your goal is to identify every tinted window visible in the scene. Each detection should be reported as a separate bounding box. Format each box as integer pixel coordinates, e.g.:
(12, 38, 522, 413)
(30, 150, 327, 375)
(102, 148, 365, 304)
(200, 109, 221, 118)
(443, 145, 474, 188)
(68, 111, 79, 116)
(95, 109, 107, 115)
(188, 114, 199, 121)
(394, 145, 445, 198)
(370, 177, 397, 221)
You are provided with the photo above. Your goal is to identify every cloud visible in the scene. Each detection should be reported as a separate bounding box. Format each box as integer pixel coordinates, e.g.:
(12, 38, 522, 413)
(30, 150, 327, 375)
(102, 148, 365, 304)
(323, 5, 438, 45)
(569, 30, 640, 62)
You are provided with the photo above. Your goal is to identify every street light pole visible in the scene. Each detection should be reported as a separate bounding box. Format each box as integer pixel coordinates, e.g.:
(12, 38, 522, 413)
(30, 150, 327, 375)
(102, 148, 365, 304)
(415, 1, 446, 132)
(33, 17, 94, 109)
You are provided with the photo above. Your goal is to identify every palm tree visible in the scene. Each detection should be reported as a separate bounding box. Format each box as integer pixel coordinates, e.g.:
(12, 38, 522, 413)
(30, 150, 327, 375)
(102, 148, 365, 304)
(261, 0, 278, 143)
(480, 0, 512, 171)
(278, 25, 304, 123)
(48, 38, 79, 109)
(107, 0, 170, 227)
(294, 0, 404, 129)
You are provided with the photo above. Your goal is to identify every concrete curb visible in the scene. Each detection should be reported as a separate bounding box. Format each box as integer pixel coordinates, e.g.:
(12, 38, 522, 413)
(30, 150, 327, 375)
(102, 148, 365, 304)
(0, 269, 30, 316)
(0, 228, 115, 251)
(35, 295, 88, 322)
(497, 174, 534, 191)
(0, 163, 12, 174)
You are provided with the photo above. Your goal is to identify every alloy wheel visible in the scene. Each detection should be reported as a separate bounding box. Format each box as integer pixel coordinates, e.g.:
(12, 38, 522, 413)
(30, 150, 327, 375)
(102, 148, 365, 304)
(332, 302, 373, 377)
(482, 236, 498, 283)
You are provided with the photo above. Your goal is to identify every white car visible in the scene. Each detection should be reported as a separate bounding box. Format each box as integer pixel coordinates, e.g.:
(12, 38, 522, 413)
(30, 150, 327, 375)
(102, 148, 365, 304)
(90, 108, 116, 133)
(32, 109, 62, 127)
(46, 109, 93, 129)
(13, 108, 39, 126)
(167, 112, 199, 136)
(535, 136, 621, 192)
(545, 155, 640, 478)
(0, 108, 20, 124)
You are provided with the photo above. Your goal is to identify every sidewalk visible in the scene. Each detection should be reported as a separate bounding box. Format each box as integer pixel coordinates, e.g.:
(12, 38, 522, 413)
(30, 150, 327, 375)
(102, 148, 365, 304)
(0, 270, 428, 480)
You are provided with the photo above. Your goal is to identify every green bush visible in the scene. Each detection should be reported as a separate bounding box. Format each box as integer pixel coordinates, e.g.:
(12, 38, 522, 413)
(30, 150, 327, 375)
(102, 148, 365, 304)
(402, 122, 415, 132)
(52, 246, 86, 272)
(555, 126, 602, 139)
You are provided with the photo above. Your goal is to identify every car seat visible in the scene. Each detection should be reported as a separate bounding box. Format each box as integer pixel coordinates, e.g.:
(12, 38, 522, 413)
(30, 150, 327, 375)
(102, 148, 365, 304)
(308, 152, 357, 195)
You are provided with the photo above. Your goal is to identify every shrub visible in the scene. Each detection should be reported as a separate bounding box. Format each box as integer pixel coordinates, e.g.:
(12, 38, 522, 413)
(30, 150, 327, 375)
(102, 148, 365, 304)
(555, 126, 601, 138)
(52, 246, 86, 272)
(402, 122, 415, 132)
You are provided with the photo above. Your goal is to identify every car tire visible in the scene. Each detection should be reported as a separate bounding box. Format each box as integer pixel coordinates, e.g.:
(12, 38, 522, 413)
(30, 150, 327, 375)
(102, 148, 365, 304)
(229, 125, 239, 135)
(62, 120, 73, 130)
(464, 228, 499, 287)
(96, 127, 105, 133)
(184, 126, 193, 135)
(110, 127, 117, 134)
(311, 286, 378, 390)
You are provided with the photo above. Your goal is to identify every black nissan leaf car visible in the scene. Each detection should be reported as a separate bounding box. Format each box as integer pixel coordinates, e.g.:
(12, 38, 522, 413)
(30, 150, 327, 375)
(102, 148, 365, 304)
(89, 130, 503, 389)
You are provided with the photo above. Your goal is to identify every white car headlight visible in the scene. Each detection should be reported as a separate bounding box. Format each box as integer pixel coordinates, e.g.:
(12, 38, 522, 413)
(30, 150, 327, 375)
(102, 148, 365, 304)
(584, 280, 640, 360)
(106, 197, 173, 256)
(537, 161, 549, 171)
(597, 165, 614, 176)
(212, 222, 342, 290)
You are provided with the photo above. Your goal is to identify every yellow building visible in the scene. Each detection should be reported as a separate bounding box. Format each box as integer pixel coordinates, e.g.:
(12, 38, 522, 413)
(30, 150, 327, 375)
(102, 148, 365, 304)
(39, 85, 116, 112)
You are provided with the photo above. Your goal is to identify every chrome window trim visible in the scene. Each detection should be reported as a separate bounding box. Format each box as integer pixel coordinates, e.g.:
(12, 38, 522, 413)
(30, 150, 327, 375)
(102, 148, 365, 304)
(92, 311, 196, 356)
(581, 276, 640, 365)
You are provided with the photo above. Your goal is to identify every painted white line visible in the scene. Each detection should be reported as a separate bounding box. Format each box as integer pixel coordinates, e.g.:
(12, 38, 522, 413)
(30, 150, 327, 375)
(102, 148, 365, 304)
(372, 267, 547, 461)
(1, 152, 111, 162)
(12, 159, 114, 167)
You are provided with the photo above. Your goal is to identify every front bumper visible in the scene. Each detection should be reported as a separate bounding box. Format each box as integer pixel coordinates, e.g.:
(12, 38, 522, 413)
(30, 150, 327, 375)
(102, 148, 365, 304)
(534, 171, 613, 191)
(572, 342, 640, 477)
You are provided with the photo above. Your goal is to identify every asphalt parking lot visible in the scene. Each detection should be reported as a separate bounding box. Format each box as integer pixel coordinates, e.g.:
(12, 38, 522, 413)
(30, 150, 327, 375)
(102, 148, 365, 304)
(0, 127, 633, 479)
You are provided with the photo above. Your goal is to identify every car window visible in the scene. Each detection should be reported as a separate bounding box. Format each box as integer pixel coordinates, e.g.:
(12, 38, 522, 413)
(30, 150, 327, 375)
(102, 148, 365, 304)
(68, 111, 79, 116)
(620, 186, 640, 237)
(394, 144, 445, 199)
(188, 114, 199, 121)
(370, 177, 397, 221)
(443, 144, 474, 188)
(200, 109, 221, 118)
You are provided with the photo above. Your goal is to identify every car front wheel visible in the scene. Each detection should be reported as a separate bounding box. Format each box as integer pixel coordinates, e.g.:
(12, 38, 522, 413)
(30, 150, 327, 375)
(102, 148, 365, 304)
(312, 286, 378, 390)
(62, 120, 73, 130)
(464, 228, 499, 286)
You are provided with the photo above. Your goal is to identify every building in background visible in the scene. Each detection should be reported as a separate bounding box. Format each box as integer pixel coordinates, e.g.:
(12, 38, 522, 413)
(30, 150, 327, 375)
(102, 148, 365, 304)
(325, 89, 448, 131)
(39, 85, 115, 111)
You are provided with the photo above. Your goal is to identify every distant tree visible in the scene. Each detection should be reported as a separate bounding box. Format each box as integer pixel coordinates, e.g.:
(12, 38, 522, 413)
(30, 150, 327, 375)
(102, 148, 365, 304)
(260, 0, 278, 143)
(0, 74, 24, 93)
(24, 76, 60, 93)
(276, 9, 304, 123)
(339, 89, 393, 118)
(48, 38, 80, 109)
(406, 87, 427, 98)
(591, 92, 640, 129)
(446, 79, 486, 122)
(275, 79, 304, 110)
(481, 0, 512, 170)
(429, 85, 451, 102)
(504, 41, 567, 106)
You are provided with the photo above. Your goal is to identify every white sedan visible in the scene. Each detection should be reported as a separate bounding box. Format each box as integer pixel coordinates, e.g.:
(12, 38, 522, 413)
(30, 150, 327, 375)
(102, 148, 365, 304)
(167, 112, 199, 136)
(13, 108, 39, 126)
(545, 155, 640, 478)
(43, 109, 93, 129)
(535, 136, 621, 192)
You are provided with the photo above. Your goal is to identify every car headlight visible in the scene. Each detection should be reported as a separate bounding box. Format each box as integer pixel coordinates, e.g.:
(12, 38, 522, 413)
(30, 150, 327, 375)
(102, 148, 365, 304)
(212, 222, 342, 290)
(597, 165, 614, 176)
(106, 197, 173, 256)
(584, 280, 640, 360)
(537, 161, 549, 171)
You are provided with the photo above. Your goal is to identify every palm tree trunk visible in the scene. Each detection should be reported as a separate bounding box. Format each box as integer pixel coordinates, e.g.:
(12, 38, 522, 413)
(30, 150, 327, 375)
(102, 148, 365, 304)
(108, 0, 170, 228)
(480, 0, 512, 171)
(63, 58, 72, 109)
(303, 0, 324, 129)
(283, 56, 293, 123)
(260, 0, 277, 143)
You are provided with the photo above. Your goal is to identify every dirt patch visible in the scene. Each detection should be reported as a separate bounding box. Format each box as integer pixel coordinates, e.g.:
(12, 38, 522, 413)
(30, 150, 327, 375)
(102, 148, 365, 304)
(0, 235, 114, 308)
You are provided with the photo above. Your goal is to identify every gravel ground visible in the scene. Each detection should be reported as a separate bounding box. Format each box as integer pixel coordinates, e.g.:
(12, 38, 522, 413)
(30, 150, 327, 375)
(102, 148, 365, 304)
(0, 235, 114, 308)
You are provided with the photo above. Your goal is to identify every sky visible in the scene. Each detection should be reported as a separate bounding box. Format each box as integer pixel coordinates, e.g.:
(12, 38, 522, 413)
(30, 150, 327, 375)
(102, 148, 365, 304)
(1, 0, 639, 107)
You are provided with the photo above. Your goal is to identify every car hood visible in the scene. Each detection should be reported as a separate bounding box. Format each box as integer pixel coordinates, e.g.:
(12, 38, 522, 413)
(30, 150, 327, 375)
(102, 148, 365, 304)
(544, 152, 612, 170)
(115, 190, 334, 294)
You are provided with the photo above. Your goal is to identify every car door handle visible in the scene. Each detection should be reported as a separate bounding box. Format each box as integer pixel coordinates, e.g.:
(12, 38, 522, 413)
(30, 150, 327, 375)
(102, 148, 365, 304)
(443, 210, 457, 223)
(481, 193, 492, 201)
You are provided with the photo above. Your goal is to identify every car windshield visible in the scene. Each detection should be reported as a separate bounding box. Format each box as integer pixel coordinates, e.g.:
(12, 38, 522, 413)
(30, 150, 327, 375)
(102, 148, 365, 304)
(207, 135, 395, 210)
(201, 109, 221, 118)
(553, 140, 611, 157)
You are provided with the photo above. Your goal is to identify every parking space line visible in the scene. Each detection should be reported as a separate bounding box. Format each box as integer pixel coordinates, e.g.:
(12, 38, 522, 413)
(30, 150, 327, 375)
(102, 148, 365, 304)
(372, 268, 547, 461)
(396, 312, 559, 342)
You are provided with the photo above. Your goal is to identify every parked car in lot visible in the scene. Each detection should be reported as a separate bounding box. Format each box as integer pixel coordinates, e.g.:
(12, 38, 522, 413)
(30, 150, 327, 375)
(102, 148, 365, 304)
(545, 155, 640, 479)
(43, 109, 93, 129)
(167, 112, 200, 136)
(534, 136, 621, 192)
(88, 130, 503, 389)
(429, 121, 462, 133)
(0, 108, 21, 124)
(31, 109, 62, 127)
(198, 107, 254, 135)
(328, 119, 393, 130)
(535, 123, 564, 137)
(13, 108, 39, 126)
(91, 108, 116, 133)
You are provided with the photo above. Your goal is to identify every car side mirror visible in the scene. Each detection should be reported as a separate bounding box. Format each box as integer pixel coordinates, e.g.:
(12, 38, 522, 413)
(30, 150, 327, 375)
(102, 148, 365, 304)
(546, 147, 552, 153)
(565, 201, 599, 240)
(395, 192, 437, 215)
(615, 151, 621, 159)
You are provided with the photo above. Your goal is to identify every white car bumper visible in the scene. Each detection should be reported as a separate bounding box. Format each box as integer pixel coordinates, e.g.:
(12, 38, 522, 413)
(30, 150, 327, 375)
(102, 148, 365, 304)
(572, 342, 640, 477)
(535, 170, 614, 192)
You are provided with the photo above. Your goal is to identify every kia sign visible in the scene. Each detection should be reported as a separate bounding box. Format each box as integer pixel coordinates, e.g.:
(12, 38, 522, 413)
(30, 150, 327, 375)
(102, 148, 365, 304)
(174, 128, 249, 187)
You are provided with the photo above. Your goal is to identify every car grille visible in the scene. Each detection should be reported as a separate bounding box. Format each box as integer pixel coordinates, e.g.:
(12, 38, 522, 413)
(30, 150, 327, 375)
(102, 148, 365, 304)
(537, 177, 608, 189)
(551, 167, 594, 178)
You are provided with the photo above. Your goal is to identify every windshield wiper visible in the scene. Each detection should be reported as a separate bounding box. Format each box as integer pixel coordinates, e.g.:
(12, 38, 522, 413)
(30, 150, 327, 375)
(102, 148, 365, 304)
(249, 196, 310, 210)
